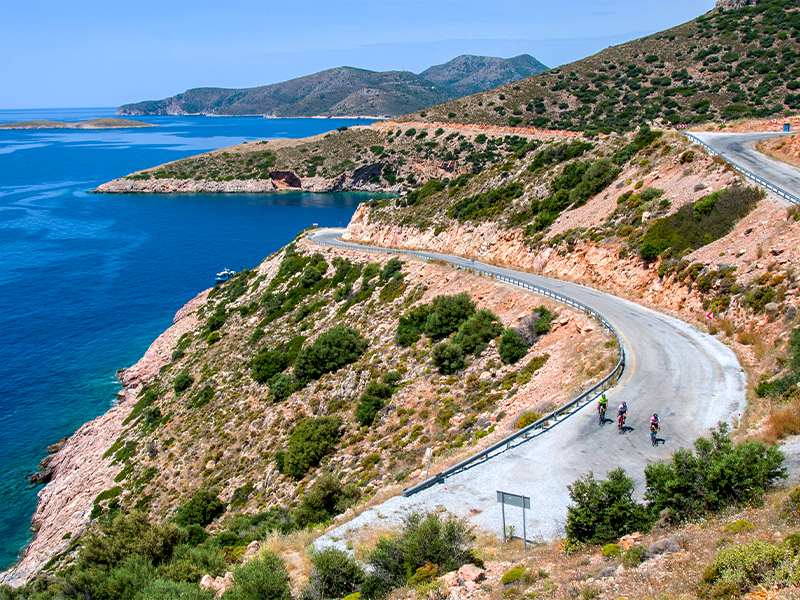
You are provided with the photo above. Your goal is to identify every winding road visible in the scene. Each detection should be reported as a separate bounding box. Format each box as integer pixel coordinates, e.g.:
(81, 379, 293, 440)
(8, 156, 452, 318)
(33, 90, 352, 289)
(691, 131, 800, 204)
(311, 229, 745, 543)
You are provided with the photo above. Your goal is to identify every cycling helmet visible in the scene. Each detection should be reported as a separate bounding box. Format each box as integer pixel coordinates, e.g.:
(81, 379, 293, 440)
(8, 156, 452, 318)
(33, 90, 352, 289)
(653, 413, 658, 419)
(621, 401, 627, 407)
(602, 393, 607, 400)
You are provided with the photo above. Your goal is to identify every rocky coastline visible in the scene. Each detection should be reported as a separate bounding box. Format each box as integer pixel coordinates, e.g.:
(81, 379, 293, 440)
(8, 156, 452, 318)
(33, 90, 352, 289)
(0, 290, 208, 587)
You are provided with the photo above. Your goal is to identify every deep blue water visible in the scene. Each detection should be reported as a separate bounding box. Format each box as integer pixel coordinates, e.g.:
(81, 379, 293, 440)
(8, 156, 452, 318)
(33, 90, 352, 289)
(0, 109, 372, 569)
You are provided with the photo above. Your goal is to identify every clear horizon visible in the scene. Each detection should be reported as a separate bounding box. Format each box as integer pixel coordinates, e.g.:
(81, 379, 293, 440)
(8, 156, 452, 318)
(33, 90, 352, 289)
(2, 0, 717, 110)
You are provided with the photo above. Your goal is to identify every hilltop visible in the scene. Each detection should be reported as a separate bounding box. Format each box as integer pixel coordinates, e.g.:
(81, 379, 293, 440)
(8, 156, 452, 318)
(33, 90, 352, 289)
(116, 55, 547, 118)
(396, 0, 800, 133)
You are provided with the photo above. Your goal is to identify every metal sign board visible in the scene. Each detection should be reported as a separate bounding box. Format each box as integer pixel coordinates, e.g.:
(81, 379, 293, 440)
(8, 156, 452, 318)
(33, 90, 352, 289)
(496, 491, 530, 509)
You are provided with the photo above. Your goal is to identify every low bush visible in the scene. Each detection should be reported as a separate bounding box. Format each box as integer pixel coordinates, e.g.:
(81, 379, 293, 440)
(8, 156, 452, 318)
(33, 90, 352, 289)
(399, 511, 478, 577)
(700, 540, 798, 597)
(173, 490, 224, 527)
(424, 293, 477, 340)
(284, 417, 342, 479)
(294, 326, 368, 383)
(601, 543, 621, 558)
(250, 349, 292, 383)
(270, 374, 301, 402)
(293, 473, 361, 527)
(173, 372, 194, 394)
(227, 552, 292, 600)
(622, 546, 647, 569)
(356, 372, 402, 427)
(449, 182, 524, 222)
(431, 342, 466, 375)
(639, 185, 762, 259)
(498, 328, 528, 364)
(516, 411, 543, 429)
(452, 310, 503, 355)
(303, 548, 365, 600)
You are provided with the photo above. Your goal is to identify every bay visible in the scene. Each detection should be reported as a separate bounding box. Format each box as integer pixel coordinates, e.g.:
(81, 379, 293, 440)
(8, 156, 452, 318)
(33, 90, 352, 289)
(0, 108, 372, 569)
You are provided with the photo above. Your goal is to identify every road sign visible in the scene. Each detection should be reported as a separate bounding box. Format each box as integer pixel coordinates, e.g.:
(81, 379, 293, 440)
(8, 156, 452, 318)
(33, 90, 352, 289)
(496, 491, 530, 509)
(706, 311, 714, 320)
(497, 491, 531, 548)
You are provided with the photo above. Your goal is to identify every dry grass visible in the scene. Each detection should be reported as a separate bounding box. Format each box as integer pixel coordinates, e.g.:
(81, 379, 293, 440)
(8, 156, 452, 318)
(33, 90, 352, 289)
(260, 528, 318, 584)
(761, 403, 800, 445)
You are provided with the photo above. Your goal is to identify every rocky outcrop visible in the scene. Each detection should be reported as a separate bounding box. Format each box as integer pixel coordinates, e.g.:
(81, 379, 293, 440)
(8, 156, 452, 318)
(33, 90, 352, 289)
(0, 290, 208, 587)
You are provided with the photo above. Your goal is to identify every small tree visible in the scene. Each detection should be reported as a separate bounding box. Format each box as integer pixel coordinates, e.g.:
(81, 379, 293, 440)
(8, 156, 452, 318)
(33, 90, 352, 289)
(302, 547, 365, 600)
(293, 473, 361, 527)
(565, 468, 651, 544)
(294, 326, 368, 383)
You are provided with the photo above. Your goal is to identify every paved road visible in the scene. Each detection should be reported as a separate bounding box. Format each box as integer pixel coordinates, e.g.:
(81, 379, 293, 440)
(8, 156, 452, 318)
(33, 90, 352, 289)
(692, 132, 800, 200)
(311, 229, 746, 543)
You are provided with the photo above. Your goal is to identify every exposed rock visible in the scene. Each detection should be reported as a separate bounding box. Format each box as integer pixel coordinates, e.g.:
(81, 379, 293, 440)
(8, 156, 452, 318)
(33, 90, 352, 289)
(596, 566, 617, 579)
(765, 302, 779, 314)
(458, 564, 486, 583)
(269, 170, 302, 189)
(443, 571, 464, 587)
(648, 537, 681, 555)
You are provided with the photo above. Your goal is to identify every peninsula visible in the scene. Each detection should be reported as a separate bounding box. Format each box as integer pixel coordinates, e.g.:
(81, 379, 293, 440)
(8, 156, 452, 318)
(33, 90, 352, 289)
(0, 118, 156, 130)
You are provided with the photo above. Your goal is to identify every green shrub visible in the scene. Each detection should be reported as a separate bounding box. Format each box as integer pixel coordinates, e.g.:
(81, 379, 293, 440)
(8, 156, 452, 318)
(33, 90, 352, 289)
(302, 548, 365, 600)
(396, 304, 434, 347)
(644, 423, 786, 519)
(452, 310, 503, 355)
(622, 545, 647, 569)
(501, 567, 526, 585)
(270, 374, 301, 402)
(173, 372, 194, 394)
(530, 140, 593, 171)
(294, 326, 368, 383)
(299, 265, 323, 288)
(723, 519, 755, 535)
(380, 258, 404, 281)
(601, 543, 622, 558)
(361, 537, 406, 599)
(407, 563, 438, 586)
(639, 186, 761, 259)
(206, 331, 220, 345)
(498, 328, 528, 364)
(284, 417, 342, 479)
(356, 374, 401, 427)
(399, 511, 477, 576)
(294, 473, 361, 527)
(424, 293, 477, 340)
(565, 468, 652, 544)
(227, 552, 292, 600)
(250, 349, 292, 383)
(449, 183, 524, 222)
(173, 490, 224, 527)
(516, 412, 543, 429)
(702, 540, 797, 596)
(137, 579, 217, 599)
(431, 342, 466, 375)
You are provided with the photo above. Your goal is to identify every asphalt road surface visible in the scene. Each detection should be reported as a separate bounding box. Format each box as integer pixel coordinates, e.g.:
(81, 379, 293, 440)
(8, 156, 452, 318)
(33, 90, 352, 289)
(692, 131, 800, 200)
(310, 229, 746, 544)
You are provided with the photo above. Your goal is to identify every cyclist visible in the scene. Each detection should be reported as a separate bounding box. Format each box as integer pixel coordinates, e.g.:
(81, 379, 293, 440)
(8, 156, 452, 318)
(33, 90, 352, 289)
(617, 401, 628, 431)
(650, 413, 660, 446)
(598, 394, 608, 425)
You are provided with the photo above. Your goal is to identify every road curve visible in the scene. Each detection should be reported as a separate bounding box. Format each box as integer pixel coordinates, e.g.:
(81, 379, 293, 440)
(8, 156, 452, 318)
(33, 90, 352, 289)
(692, 131, 800, 201)
(311, 229, 746, 542)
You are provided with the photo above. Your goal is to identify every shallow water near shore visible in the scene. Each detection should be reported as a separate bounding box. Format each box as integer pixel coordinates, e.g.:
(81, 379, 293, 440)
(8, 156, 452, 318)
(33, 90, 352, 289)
(0, 108, 371, 569)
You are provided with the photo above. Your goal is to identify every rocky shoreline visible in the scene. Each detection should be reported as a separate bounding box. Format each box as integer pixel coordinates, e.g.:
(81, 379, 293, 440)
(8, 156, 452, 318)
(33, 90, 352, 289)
(0, 290, 208, 587)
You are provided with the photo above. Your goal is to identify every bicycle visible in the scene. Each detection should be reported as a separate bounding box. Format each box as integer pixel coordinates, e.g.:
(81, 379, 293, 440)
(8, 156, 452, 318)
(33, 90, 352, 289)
(650, 423, 660, 446)
(598, 404, 606, 426)
(618, 413, 626, 433)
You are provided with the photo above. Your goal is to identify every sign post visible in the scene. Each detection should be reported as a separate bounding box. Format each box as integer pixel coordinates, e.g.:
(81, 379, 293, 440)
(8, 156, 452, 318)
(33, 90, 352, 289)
(706, 311, 713, 333)
(496, 491, 531, 549)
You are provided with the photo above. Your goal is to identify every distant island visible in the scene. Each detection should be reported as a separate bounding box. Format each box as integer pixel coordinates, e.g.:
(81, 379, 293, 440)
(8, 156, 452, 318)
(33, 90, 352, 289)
(116, 54, 548, 118)
(0, 118, 156, 130)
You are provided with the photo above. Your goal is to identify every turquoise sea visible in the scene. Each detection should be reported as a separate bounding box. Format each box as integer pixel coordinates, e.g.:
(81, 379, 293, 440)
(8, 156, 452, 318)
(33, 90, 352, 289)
(0, 108, 372, 569)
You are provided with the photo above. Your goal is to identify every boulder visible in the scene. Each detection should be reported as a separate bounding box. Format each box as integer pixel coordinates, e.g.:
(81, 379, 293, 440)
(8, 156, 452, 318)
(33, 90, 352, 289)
(457, 564, 485, 583)
(765, 302, 779, 314)
(648, 537, 681, 555)
(442, 571, 464, 587)
(596, 566, 617, 579)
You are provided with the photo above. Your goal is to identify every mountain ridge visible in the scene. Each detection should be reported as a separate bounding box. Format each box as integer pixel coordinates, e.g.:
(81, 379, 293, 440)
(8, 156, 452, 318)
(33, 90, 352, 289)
(116, 54, 548, 118)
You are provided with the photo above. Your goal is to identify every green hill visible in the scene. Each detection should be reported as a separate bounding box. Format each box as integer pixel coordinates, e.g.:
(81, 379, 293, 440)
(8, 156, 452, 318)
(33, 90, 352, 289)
(116, 55, 548, 118)
(397, 0, 800, 132)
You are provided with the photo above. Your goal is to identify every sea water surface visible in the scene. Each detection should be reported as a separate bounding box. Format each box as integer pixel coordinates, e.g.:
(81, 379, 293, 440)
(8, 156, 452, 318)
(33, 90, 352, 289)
(0, 108, 373, 568)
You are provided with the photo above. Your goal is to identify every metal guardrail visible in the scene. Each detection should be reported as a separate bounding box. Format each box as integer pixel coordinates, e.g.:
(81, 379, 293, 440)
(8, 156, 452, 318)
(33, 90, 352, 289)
(683, 133, 799, 206)
(313, 234, 626, 497)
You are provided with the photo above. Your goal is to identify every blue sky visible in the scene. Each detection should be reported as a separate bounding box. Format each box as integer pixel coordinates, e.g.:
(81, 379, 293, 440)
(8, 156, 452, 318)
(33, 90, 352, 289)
(1, 0, 717, 109)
